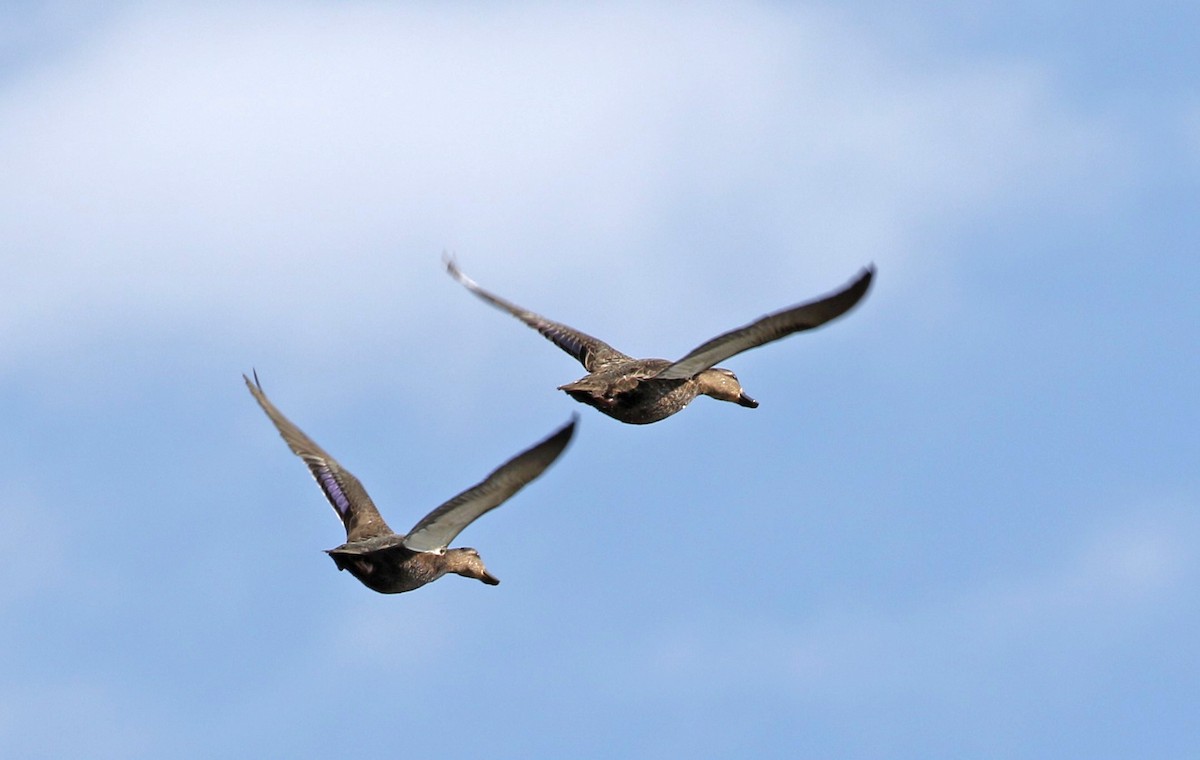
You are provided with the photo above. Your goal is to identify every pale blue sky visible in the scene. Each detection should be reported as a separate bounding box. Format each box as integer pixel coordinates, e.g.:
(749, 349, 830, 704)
(2, 2, 1197, 758)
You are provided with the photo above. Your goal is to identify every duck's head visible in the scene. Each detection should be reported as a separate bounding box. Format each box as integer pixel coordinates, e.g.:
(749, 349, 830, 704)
(446, 547, 500, 585)
(698, 367, 758, 409)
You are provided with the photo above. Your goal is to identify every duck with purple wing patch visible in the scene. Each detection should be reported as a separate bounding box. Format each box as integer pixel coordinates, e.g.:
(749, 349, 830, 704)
(446, 257, 874, 424)
(245, 372, 576, 594)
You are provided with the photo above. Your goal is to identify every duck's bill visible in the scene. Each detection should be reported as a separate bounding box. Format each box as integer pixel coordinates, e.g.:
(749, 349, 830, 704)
(737, 393, 759, 408)
(480, 571, 501, 585)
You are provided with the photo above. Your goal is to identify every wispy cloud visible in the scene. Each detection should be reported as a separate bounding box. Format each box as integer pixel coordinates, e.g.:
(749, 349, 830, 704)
(636, 510, 1193, 705)
(0, 3, 1118, 367)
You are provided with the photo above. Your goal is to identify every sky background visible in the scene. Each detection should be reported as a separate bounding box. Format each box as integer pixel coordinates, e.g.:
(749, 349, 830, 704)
(2, 1, 1198, 757)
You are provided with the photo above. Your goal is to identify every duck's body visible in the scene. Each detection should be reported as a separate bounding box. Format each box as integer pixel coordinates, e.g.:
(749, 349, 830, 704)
(557, 359, 753, 425)
(245, 373, 575, 594)
(324, 534, 489, 594)
(446, 259, 873, 424)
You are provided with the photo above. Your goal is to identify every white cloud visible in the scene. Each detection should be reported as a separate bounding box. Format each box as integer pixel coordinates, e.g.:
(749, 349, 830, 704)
(635, 513, 1192, 705)
(0, 3, 1117, 369)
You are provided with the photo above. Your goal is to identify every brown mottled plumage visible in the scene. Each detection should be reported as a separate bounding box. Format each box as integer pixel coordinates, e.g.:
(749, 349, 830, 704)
(245, 372, 575, 594)
(446, 258, 874, 424)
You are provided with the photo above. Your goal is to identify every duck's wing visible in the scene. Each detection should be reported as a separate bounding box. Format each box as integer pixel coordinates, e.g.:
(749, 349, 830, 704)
(402, 415, 577, 553)
(653, 266, 875, 380)
(244, 372, 393, 542)
(446, 257, 631, 372)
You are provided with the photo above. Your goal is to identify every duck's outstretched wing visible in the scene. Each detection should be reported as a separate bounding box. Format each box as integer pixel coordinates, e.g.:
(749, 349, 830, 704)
(244, 372, 393, 542)
(653, 266, 875, 380)
(445, 257, 631, 372)
(402, 416, 577, 553)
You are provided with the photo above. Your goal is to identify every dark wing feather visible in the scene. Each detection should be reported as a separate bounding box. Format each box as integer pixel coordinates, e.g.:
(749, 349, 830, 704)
(403, 415, 577, 552)
(244, 373, 393, 542)
(446, 257, 630, 372)
(654, 266, 874, 380)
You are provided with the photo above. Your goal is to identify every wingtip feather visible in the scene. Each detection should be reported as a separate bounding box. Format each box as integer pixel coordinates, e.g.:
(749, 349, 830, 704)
(443, 253, 478, 290)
